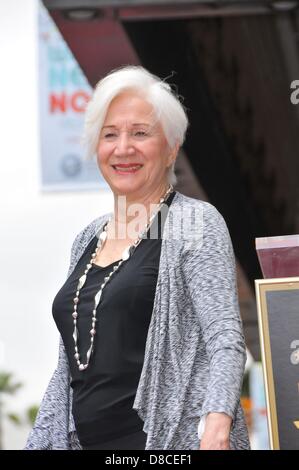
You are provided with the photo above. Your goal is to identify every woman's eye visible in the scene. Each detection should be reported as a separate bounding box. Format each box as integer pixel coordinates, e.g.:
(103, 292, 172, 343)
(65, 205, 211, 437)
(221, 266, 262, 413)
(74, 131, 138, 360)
(134, 131, 147, 137)
(104, 133, 117, 139)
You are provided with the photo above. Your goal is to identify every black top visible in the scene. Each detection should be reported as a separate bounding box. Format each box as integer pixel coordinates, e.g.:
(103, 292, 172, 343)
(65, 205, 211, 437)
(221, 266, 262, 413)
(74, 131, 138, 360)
(52, 190, 176, 446)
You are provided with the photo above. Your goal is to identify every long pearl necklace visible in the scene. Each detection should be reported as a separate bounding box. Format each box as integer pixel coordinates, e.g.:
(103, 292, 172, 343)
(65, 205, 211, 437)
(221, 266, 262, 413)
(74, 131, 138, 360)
(72, 185, 174, 371)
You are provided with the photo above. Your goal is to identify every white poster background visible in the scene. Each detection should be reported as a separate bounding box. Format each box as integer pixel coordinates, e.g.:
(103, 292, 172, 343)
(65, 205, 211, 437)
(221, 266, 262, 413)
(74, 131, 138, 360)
(38, 1, 107, 191)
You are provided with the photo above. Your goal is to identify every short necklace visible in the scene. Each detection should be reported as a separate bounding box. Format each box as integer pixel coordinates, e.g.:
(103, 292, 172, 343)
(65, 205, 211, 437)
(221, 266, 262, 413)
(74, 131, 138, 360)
(72, 185, 174, 371)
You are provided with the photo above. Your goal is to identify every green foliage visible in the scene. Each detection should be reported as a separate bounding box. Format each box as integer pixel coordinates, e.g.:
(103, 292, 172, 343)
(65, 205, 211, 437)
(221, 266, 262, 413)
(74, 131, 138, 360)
(0, 372, 22, 395)
(0, 370, 39, 449)
(7, 413, 22, 425)
(241, 369, 250, 396)
(26, 405, 39, 425)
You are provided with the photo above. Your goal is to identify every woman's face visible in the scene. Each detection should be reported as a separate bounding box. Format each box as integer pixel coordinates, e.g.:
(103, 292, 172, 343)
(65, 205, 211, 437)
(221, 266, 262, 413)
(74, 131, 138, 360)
(96, 91, 177, 199)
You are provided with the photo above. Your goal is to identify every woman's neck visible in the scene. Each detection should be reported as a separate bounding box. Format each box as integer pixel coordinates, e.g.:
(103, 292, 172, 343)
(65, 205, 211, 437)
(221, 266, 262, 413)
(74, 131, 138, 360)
(109, 182, 171, 240)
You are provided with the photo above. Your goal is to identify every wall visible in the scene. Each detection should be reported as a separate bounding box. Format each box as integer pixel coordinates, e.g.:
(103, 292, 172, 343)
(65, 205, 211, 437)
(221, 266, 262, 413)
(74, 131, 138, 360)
(0, 0, 111, 449)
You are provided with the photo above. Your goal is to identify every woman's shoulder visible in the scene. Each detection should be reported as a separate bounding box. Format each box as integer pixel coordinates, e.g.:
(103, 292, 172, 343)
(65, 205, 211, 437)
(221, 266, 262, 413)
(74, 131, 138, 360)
(173, 191, 226, 227)
(70, 212, 111, 255)
(174, 193, 234, 263)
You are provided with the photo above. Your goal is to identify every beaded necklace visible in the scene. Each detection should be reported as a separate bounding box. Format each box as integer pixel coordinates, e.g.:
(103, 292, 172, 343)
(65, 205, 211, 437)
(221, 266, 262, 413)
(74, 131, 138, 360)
(72, 185, 174, 371)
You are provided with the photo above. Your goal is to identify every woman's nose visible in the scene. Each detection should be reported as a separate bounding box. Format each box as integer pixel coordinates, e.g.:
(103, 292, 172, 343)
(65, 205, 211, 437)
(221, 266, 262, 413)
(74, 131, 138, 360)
(114, 132, 135, 155)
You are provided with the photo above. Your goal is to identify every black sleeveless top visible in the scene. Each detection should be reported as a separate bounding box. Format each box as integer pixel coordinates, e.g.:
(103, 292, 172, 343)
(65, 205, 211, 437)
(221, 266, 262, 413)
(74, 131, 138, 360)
(52, 191, 176, 446)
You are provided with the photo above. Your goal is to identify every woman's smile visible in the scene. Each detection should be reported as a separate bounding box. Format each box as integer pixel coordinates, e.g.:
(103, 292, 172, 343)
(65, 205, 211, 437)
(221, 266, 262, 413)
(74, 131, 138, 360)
(111, 163, 144, 175)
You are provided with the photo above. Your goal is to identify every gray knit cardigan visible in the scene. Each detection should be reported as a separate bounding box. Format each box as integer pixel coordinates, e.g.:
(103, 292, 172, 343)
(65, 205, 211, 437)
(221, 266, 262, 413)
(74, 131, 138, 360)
(25, 191, 250, 450)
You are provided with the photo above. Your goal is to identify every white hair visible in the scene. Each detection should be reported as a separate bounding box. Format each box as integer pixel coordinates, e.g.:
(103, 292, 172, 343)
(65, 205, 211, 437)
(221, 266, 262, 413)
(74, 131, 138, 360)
(81, 65, 189, 186)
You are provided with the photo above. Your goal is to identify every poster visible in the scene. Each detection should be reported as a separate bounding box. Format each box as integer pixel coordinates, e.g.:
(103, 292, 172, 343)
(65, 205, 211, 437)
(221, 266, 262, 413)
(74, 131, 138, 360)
(38, 1, 107, 191)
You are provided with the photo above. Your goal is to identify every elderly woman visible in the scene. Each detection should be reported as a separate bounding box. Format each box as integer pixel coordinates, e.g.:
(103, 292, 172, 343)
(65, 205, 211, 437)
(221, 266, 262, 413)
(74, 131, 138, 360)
(25, 66, 250, 450)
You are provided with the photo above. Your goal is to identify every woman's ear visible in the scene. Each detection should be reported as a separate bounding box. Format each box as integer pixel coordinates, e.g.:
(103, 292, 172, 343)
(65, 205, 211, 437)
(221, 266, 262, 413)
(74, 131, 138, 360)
(167, 141, 180, 167)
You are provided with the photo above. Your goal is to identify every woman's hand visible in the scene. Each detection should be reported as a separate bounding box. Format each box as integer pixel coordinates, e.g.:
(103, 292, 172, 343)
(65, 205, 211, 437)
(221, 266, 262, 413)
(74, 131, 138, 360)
(199, 412, 232, 450)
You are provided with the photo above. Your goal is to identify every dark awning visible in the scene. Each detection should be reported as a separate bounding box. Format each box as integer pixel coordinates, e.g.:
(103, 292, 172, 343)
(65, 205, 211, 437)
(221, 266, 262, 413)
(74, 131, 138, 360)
(43, 1, 299, 19)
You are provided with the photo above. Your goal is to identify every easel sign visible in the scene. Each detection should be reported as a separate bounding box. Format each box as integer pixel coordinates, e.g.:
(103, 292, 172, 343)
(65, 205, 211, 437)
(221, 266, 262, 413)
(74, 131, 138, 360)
(255, 278, 299, 449)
